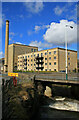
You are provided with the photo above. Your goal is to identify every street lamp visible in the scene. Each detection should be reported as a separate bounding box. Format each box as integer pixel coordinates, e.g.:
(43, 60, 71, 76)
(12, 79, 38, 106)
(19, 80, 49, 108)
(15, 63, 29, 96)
(65, 25, 73, 80)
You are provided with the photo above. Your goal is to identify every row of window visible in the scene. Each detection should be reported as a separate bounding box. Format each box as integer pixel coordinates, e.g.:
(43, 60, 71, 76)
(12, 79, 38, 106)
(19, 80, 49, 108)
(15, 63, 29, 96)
(18, 62, 70, 67)
(18, 62, 56, 66)
(45, 69, 56, 71)
(18, 51, 71, 59)
(18, 64, 36, 66)
(18, 51, 57, 59)
(45, 56, 56, 60)
(31, 49, 37, 52)
(18, 57, 70, 62)
(45, 62, 56, 65)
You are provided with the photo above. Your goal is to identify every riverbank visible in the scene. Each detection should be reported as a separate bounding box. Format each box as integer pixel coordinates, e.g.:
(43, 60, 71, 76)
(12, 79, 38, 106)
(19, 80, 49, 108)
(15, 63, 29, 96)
(2, 77, 36, 120)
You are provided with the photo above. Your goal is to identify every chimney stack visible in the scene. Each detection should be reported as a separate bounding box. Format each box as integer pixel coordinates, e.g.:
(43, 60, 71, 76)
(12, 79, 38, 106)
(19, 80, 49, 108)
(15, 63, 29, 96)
(4, 20, 9, 72)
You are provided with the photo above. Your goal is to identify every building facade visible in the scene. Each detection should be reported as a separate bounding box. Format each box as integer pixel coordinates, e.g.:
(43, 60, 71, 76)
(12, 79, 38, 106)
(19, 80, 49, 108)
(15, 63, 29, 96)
(0, 58, 5, 73)
(17, 47, 77, 72)
(8, 43, 38, 72)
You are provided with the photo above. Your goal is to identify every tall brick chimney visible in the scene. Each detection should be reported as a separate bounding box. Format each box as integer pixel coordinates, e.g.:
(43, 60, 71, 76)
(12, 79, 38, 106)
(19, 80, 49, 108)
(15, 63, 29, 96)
(4, 20, 9, 72)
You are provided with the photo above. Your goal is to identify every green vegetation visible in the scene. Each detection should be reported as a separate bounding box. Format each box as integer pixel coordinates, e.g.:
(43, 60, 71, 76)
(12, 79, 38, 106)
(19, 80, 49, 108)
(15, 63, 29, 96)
(14, 70, 57, 73)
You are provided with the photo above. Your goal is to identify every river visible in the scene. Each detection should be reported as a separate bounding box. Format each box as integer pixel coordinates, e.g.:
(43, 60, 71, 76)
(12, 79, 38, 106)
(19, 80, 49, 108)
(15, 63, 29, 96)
(38, 96, 79, 119)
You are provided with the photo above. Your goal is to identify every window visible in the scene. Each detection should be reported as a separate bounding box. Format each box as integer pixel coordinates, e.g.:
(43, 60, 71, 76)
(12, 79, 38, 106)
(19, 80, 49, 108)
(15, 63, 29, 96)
(49, 57, 51, 60)
(45, 63, 47, 65)
(34, 59, 35, 61)
(37, 54, 39, 57)
(18, 57, 19, 59)
(31, 49, 33, 52)
(28, 60, 29, 62)
(54, 51, 56, 54)
(25, 56, 27, 59)
(31, 64, 32, 66)
(45, 69, 47, 71)
(68, 52, 70, 55)
(41, 53, 43, 56)
(31, 59, 32, 62)
(28, 56, 29, 58)
(49, 52, 51, 54)
(45, 58, 47, 60)
(54, 69, 56, 71)
(34, 64, 35, 66)
(54, 56, 56, 59)
(28, 64, 29, 66)
(68, 63, 70, 65)
(23, 56, 24, 58)
(68, 58, 70, 60)
(45, 52, 47, 55)
(34, 49, 36, 52)
(49, 63, 51, 65)
(54, 62, 56, 65)
(31, 55, 32, 57)
(49, 69, 51, 71)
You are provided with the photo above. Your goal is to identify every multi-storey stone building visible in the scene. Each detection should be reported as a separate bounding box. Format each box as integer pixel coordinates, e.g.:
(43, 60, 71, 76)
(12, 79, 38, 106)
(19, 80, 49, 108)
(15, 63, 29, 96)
(17, 47, 77, 72)
(8, 43, 38, 72)
(0, 58, 5, 73)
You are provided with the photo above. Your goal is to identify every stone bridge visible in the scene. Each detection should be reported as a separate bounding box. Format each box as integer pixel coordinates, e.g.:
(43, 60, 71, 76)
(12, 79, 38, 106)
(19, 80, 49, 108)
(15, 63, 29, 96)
(33, 75, 79, 99)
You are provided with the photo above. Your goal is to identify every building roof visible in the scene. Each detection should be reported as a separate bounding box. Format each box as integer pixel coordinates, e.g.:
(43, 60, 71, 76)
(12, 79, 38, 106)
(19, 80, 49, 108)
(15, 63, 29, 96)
(9, 43, 38, 48)
(38, 47, 77, 52)
(57, 47, 77, 52)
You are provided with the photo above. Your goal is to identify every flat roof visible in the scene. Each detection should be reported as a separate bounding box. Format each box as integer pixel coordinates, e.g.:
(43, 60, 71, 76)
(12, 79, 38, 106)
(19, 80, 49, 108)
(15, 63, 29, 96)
(58, 47, 77, 52)
(9, 43, 38, 48)
(38, 47, 77, 52)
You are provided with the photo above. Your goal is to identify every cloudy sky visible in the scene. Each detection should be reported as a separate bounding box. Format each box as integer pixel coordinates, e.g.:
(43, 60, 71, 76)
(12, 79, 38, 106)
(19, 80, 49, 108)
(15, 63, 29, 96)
(0, 1, 78, 58)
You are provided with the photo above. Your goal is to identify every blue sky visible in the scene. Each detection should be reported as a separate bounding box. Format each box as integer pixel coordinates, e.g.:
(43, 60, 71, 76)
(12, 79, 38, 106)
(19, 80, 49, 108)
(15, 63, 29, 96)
(1, 2, 78, 58)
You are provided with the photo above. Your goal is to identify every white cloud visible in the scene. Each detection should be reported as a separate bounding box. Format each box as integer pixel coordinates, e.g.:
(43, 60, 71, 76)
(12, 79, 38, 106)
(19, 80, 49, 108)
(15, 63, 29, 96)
(0, 14, 6, 28)
(34, 25, 50, 32)
(29, 40, 53, 51)
(24, 2, 44, 14)
(54, 6, 64, 15)
(43, 20, 77, 45)
(35, 26, 41, 32)
(0, 52, 4, 58)
(9, 32, 16, 41)
(9, 38, 12, 41)
(15, 42, 23, 44)
(10, 32, 15, 36)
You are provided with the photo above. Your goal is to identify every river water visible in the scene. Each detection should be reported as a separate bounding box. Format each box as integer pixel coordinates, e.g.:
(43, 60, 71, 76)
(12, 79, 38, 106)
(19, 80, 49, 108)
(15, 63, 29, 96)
(38, 96, 79, 119)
